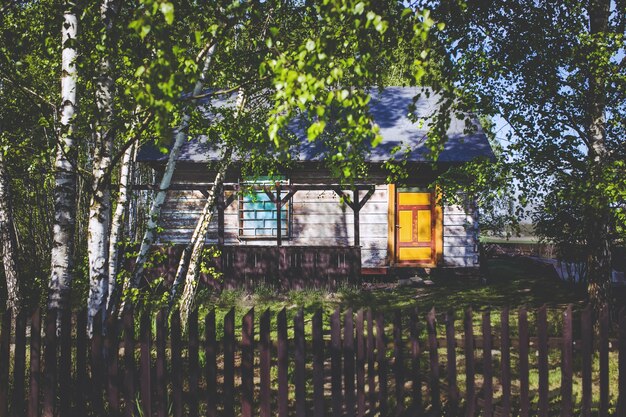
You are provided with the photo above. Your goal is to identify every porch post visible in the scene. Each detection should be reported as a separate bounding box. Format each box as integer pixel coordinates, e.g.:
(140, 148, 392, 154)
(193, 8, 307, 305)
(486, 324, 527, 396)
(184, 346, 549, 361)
(217, 184, 225, 246)
(276, 182, 282, 247)
(353, 188, 360, 247)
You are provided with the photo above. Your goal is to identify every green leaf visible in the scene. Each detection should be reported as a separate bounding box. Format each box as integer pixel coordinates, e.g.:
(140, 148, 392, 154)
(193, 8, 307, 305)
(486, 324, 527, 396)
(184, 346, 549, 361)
(160, 2, 175, 25)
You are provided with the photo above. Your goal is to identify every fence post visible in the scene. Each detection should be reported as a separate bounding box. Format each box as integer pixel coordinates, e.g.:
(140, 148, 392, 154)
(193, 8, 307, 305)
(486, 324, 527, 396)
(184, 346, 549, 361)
(500, 307, 511, 417)
(188, 309, 199, 417)
(344, 309, 356, 417)
(74, 310, 87, 416)
(312, 309, 324, 417)
(223, 308, 235, 417)
(356, 309, 366, 417)
(58, 310, 71, 417)
(366, 309, 376, 411)
(27, 308, 41, 417)
(393, 309, 404, 415)
(376, 312, 388, 416)
(294, 309, 306, 417)
(618, 307, 626, 417)
(0, 309, 11, 417)
(518, 307, 529, 417)
(155, 309, 167, 417)
(277, 308, 289, 417)
(331, 308, 343, 417)
(42, 309, 56, 417)
(242, 308, 255, 417)
(599, 304, 609, 417)
(260, 309, 272, 417)
(171, 313, 183, 417)
(482, 309, 493, 417)
(205, 310, 217, 417)
(91, 312, 104, 413)
(410, 307, 421, 414)
(12, 310, 27, 417)
(427, 307, 439, 415)
(560, 304, 573, 417)
(105, 314, 120, 416)
(122, 306, 135, 417)
(139, 311, 152, 417)
(445, 309, 458, 409)
(537, 304, 548, 417)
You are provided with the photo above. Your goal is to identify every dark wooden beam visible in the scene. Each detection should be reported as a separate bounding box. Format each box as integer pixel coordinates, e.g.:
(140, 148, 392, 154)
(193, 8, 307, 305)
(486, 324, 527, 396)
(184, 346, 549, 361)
(276, 183, 282, 247)
(217, 185, 225, 246)
(353, 188, 360, 247)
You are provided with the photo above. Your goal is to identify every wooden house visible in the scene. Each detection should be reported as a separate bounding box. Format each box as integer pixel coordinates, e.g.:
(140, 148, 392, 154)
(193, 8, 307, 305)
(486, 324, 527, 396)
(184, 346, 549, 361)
(137, 87, 494, 287)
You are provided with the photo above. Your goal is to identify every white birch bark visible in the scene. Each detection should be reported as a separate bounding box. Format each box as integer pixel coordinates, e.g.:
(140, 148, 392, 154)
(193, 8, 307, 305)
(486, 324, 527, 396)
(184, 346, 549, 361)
(0, 152, 21, 313)
(48, 4, 78, 313)
(106, 142, 135, 313)
(86, 0, 120, 332)
(124, 44, 218, 297)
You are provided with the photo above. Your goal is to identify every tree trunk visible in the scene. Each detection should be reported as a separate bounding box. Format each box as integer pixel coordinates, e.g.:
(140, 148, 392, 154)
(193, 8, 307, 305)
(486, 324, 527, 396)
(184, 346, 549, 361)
(585, 0, 612, 314)
(48, 3, 78, 313)
(123, 43, 218, 299)
(0, 152, 21, 313)
(86, 0, 121, 332)
(106, 142, 135, 314)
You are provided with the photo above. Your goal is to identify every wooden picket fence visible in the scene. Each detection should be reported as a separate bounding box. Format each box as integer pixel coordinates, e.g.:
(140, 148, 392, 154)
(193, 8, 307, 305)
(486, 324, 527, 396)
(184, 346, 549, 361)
(0, 304, 625, 417)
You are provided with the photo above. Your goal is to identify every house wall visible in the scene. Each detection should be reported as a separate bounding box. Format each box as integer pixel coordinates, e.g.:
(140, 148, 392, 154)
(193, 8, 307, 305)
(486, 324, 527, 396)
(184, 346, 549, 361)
(156, 166, 479, 268)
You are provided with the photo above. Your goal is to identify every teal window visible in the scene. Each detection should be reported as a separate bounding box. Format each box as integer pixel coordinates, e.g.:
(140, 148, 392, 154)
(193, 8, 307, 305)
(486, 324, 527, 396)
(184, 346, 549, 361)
(239, 179, 290, 238)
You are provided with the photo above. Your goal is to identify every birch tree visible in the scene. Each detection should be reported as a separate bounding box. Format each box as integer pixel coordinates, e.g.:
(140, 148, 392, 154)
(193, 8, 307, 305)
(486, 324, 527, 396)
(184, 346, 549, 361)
(0, 151, 21, 313)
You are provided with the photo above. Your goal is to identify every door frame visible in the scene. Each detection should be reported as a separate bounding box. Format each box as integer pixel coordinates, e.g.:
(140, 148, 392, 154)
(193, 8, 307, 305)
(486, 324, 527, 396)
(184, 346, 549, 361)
(387, 184, 443, 267)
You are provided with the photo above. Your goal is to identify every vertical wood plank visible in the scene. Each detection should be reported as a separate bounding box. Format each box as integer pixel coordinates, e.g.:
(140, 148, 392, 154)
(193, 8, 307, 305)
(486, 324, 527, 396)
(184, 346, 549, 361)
(376, 311, 388, 416)
(0, 310, 11, 417)
(366, 309, 376, 411)
(58, 311, 71, 417)
(560, 304, 573, 417)
(260, 309, 271, 417)
(170, 313, 183, 417)
(537, 305, 549, 417)
(355, 309, 366, 417)
(242, 308, 255, 417)
(91, 313, 104, 413)
(188, 309, 199, 417)
(426, 307, 440, 415)
(11, 310, 26, 417)
(599, 304, 609, 417)
(312, 309, 324, 417)
(122, 307, 135, 417)
(277, 308, 288, 417)
(42, 309, 56, 417)
(393, 310, 404, 415)
(105, 315, 120, 416)
(294, 309, 306, 417)
(500, 307, 511, 417)
(205, 310, 217, 417)
(331, 308, 343, 417)
(410, 307, 422, 414)
(518, 307, 529, 417)
(445, 309, 458, 408)
(618, 307, 626, 417)
(75, 310, 87, 417)
(223, 308, 235, 417)
(344, 309, 356, 417)
(155, 310, 167, 417)
(581, 305, 592, 417)
(27, 308, 41, 417)
(139, 311, 152, 417)
(482, 309, 493, 417)
(464, 307, 475, 417)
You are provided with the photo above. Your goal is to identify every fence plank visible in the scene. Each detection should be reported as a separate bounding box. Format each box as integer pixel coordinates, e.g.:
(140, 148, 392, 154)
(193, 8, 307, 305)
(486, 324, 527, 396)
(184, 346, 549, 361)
(0, 310, 11, 417)
(331, 308, 343, 417)
(205, 310, 217, 417)
(58, 311, 71, 417)
(500, 307, 511, 417)
(260, 309, 271, 417)
(27, 308, 41, 417)
(356, 309, 366, 417)
(105, 315, 120, 416)
(560, 304, 573, 417)
(75, 310, 87, 417)
(171, 313, 183, 417)
(242, 308, 255, 417)
(42, 309, 56, 417)
(155, 310, 167, 417)
(188, 309, 199, 417)
(294, 309, 306, 417)
(393, 309, 404, 415)
(277, 308, 289, 417)
(599, 304, 609, 417)
(518, 307, 529, 417)
(366, 309, 376, 410)
(312, 309, 324, 417)
(410, 307, 422, 414)
(619, 307, 626, 417)
(445, 309, 458, 409)
(482, 310, 493, 417)
(537, 305, 549, 417)
(122, 307, 135, 417)
(581, 304, 592, 417)
(344, 309, 356, 417)
(91, 313, 104, 413)
(139, 311, 152, 417)
(427, 307, 439, 415)
(223, 308, 235, 417)
(11, 311, 26, 417)
(376, 311, 388, 416)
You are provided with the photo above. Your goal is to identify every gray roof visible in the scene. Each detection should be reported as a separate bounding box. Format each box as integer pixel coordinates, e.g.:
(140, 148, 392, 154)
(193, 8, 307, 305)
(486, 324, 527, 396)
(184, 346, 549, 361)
(137, 86, 494, 164)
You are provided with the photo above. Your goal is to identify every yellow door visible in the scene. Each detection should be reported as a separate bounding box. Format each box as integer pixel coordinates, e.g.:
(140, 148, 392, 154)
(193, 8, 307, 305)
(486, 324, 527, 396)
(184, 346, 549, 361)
(396, 191, 434, 264)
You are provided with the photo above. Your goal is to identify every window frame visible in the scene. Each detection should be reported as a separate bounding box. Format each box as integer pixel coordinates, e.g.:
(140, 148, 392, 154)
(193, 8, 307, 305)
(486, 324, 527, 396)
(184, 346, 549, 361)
(237, 177, 291, 240)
